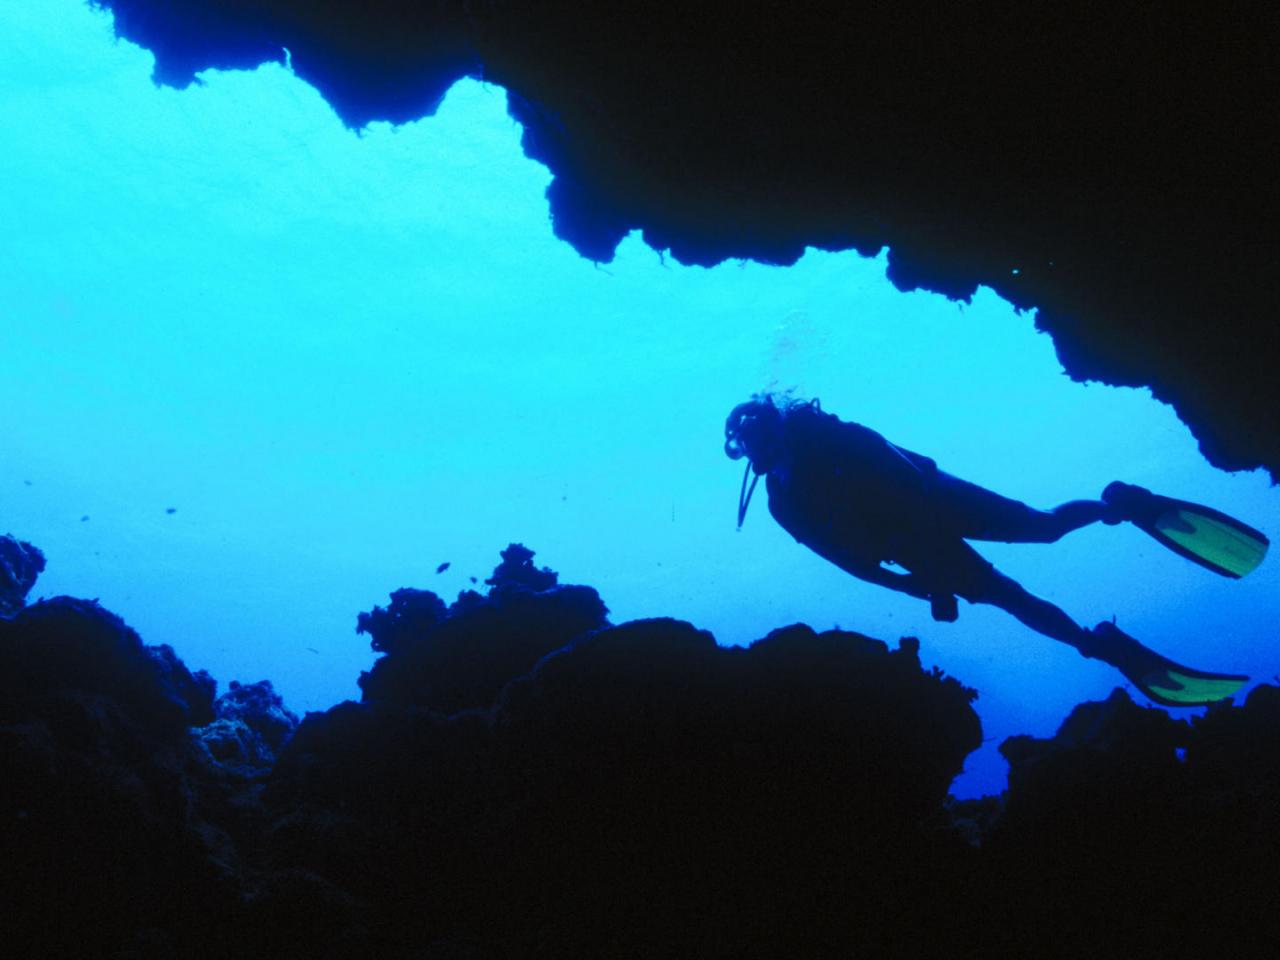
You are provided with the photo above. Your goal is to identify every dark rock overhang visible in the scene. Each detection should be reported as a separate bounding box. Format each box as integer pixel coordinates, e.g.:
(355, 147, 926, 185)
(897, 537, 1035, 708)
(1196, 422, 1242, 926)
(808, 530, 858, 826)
(92, 0, 1280, 478)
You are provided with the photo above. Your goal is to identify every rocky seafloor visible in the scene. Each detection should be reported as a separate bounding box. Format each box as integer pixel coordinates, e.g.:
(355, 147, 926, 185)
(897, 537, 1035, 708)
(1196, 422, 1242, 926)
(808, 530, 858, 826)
(2, 534, 1276, 958)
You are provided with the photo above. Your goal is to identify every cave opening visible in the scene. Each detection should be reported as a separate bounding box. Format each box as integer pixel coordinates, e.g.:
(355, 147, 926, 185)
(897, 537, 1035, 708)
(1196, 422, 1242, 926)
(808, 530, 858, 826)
(2, 0, 1276, 799)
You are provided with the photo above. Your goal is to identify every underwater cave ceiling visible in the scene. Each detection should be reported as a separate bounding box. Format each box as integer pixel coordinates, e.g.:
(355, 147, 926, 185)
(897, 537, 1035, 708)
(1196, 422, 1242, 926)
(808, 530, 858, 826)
(97, 0, 1279, 478)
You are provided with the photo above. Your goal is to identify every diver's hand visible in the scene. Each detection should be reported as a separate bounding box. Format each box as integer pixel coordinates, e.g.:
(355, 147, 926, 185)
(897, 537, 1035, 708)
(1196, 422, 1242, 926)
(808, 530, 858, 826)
(930, 593, 959, 622)
(860, 561, 932, 601)
(797, 539, 936, 602)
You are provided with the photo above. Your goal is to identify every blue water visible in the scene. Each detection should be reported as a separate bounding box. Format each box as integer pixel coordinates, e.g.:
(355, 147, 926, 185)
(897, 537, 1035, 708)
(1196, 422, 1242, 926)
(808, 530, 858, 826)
(3, 0, 1277, 797)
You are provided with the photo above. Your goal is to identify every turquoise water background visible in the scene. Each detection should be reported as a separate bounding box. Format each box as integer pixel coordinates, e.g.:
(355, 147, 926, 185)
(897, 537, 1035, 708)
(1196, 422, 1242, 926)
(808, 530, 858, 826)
(3, 1, 1277, 796)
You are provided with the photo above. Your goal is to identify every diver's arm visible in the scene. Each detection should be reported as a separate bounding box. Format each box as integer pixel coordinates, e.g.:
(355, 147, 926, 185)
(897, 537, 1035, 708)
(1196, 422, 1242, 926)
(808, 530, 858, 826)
(846, 558, 957, 620)
(854, 561, 934, 601)
(802, 538, 932, 600)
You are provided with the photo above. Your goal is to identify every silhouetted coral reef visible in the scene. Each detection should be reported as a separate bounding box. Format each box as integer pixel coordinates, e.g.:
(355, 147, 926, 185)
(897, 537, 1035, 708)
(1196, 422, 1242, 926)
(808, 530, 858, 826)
(356, 543, 608, 711)
(3, 539, 1276, 957)
(194, 679, 298, 773)
(0, 534, 44, 616)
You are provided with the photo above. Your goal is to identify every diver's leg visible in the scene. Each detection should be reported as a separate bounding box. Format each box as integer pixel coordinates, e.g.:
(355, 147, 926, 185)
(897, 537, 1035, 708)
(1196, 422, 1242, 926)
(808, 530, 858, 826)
(972, 569, 1092, 653)
(897, 538, 1089, 649)
(900, 539, 1098, 653)
(972, 568, 1249, 705)
(1026, 500, 1116, 542)
(932, 472, 1112, 544)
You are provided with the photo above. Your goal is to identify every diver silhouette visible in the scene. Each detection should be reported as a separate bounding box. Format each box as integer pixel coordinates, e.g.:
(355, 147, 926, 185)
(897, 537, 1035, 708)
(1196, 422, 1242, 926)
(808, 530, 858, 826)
(725, 395, 1269, 707)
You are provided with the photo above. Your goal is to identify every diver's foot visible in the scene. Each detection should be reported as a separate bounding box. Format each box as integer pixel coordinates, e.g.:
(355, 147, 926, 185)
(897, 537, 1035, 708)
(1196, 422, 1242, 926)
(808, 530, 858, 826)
(1081, 620, 1128, 659)
(1083, 620, 1249, 707)
(1077, 620, 1122, 660)
(1101, 481, 1152, 524)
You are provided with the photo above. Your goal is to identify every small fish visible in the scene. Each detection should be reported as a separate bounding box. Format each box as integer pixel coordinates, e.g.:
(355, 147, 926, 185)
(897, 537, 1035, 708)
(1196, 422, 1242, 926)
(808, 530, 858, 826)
(436, 562, 451, 574)
(165, 507, 177, 515)
(306, 647, 319, 654)
(23, 480, 32, 486)
(80, 515, 89, 522)
(469, 576, 477, 584)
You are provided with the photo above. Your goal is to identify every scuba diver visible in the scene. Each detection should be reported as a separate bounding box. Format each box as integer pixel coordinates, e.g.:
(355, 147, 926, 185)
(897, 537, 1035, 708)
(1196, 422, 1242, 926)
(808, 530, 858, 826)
(725, 394, 1269, 707)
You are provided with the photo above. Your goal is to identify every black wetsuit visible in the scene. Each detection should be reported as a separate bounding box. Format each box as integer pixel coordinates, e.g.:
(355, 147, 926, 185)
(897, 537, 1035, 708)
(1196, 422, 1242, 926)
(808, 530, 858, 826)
(764, 406, 1046, 601)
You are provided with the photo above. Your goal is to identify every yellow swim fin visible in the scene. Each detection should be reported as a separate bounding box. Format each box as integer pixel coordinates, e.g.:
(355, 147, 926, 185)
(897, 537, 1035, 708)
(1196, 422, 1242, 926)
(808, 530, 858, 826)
(1087, 621, 1248, 707)
(1103, 482, 1269, 579)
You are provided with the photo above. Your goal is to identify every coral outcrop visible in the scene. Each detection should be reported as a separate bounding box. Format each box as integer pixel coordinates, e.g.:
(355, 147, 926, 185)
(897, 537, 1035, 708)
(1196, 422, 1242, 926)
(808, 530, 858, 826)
(0, 534, 45, 617)
(3, 540, 1276, 957)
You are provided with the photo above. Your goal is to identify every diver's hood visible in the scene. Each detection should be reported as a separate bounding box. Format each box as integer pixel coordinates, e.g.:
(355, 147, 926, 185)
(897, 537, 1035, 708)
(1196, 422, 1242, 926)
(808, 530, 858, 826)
(724, 399, 781, 462)
(723, 400, 759, 461)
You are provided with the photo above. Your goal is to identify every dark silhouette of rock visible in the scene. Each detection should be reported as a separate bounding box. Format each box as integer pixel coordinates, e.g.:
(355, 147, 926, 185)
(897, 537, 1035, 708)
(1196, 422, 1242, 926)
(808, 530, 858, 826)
(93, 1, 1280, 477)
(3, 537, 1277, 957)
(0, 534, 45, 617)
(0, 597, 215, 736)
(195, 679, 298, 773)
(0, 597, 230, 956)
(355, 544, 609, 712)
(267, 614, 982, 956)
(983, 686, 1280, 957)
(216, 679, 298, 752)
(356, 586, 448, 656)
(484, 542, 558, 593)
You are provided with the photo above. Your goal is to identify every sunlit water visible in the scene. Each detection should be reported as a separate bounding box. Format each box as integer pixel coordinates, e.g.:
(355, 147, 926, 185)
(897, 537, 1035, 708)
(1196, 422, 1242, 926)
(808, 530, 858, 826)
(2, 1, 1277, 796)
